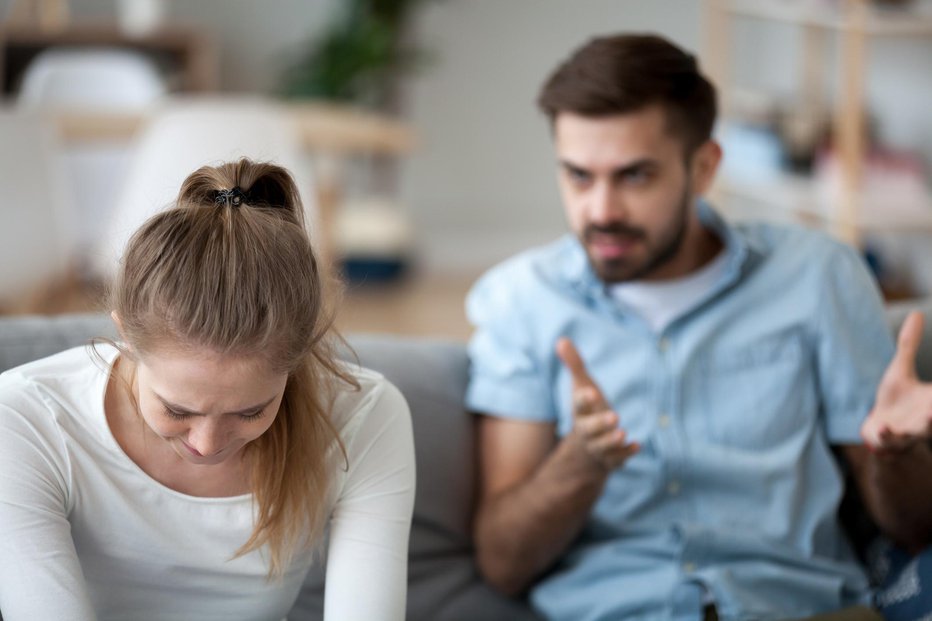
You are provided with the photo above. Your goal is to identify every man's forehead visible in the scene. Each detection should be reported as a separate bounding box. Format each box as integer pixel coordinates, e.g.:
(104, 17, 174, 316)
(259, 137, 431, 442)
(553, 108, 682, 168)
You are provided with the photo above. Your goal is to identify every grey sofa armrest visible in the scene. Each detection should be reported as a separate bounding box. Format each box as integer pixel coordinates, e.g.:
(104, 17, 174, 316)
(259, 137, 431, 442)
(0, 313, 116, 370)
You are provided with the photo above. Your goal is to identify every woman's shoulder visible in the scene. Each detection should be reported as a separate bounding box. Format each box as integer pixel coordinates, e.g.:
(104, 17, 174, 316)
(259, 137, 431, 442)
(0, 343, 118, 386)
(329, 364, 410, 441)
(0, 344, 115, 438)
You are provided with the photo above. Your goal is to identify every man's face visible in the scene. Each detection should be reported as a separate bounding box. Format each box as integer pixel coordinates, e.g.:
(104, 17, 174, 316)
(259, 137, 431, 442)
(554, 106, 699, 283)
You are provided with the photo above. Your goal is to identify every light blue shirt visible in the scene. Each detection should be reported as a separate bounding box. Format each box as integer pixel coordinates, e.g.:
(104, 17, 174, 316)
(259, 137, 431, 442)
(466, 206, 895, 621)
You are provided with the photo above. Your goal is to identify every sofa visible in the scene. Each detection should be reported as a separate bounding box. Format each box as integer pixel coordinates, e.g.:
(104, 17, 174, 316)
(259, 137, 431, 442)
(1, 305, 931, 620)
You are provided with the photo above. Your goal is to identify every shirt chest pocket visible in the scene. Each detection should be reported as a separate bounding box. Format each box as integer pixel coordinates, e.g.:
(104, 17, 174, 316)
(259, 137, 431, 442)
(695, 335, 817, 450)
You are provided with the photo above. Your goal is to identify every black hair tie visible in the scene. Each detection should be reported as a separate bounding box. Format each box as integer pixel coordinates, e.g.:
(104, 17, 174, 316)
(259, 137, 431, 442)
(213, 187, 250, 207)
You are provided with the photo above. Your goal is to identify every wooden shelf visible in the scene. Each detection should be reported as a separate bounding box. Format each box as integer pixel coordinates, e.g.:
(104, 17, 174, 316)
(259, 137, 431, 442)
(40, 100, 417, 155)
(0, 21, 218, 94)
(716, 172, 932, 233)
(722, 0, 932, 36)
(704, 0, 932, 245)
(289, 102, 417, 156)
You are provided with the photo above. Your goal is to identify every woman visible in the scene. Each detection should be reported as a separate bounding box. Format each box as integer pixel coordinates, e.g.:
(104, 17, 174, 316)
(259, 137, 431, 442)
(0, 159, 415, 620)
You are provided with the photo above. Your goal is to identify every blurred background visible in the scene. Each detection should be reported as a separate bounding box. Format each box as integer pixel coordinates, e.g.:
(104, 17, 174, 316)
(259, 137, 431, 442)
(0, 0, 931, 340)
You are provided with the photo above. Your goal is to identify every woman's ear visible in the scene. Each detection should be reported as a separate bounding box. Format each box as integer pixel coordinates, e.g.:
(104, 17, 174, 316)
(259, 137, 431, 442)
(110, 311, 130, 350)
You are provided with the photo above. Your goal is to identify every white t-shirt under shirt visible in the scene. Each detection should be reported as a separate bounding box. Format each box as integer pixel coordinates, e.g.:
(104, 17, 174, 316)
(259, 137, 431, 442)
(0, 344, 415, 621)
(608, 249, 730, 333)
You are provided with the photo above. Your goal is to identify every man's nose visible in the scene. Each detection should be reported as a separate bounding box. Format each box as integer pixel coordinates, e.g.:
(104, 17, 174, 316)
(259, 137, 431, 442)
(589, 181, 625, 224)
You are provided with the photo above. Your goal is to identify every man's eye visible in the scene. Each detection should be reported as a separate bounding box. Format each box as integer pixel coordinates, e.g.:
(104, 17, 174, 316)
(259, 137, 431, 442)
(623, 169, 650, 185)
(566, 168, 591, 183)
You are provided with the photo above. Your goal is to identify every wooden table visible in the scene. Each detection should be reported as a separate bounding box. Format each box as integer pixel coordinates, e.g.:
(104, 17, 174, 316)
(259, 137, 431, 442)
(45, 101, 418, 266)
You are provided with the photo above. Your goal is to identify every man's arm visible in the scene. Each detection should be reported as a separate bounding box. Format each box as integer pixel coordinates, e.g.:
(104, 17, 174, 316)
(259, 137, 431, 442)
(473, 339, 638, 596)
(846, 311, 932, 552)
(842, 443, 932, 553)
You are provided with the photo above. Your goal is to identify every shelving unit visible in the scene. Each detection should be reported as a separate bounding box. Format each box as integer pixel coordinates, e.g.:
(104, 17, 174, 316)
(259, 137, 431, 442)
(703, 0, 932, 246)
(0, 21, 219, 94)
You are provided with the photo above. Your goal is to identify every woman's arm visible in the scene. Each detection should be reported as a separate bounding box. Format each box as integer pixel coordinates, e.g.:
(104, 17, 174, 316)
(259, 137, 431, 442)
(0, 400, 96, 620)
(322, 382, 416, 621)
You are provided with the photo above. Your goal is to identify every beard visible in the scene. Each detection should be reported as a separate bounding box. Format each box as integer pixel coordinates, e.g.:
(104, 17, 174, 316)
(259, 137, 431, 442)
(582, 183, 692, 284)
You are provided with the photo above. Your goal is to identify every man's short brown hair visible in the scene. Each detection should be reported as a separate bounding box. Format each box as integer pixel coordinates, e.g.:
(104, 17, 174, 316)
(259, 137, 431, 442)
(538, 34, 717, 155)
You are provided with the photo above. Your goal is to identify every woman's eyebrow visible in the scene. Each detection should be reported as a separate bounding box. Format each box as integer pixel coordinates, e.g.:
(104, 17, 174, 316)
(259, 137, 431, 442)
(154, 393, 276, 416)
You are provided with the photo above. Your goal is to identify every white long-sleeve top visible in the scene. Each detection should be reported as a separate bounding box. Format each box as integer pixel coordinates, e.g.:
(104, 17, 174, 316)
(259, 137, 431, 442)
(0, 344, 415, 621)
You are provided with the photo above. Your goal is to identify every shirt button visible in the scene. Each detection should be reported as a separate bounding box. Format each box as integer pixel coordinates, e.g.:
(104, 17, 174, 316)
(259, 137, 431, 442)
(683, 562, 697, 573)
(658, 414, 671, 428)
(658, 338, 670, 352)
(667, 481, 681, 495)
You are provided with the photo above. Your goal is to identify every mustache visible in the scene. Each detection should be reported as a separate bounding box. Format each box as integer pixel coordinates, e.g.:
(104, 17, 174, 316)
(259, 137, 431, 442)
(583, 223, 646, 242)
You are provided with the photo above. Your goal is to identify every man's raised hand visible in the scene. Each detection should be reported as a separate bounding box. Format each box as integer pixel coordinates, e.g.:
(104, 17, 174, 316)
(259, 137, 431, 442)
(557, 337, 639, 471)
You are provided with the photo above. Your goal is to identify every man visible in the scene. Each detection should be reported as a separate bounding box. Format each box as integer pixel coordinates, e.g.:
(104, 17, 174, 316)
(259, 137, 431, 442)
(466, 33, 932, 621)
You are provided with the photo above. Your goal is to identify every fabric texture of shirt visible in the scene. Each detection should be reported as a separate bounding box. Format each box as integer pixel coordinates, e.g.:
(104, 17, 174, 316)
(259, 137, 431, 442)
(0, 343, 415, 621)
(465, 205, 894, 621)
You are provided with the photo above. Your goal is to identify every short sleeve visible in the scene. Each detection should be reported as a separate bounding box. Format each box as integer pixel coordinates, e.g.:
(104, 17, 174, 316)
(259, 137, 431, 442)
(814, 244, 895, 444)
(323, 380, 416, 621)
(464, 267, 557, 422)
(0, 382, 96, 620)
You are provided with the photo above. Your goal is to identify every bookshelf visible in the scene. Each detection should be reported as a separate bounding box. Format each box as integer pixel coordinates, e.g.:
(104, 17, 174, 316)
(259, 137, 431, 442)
(704, 0, 932, 245)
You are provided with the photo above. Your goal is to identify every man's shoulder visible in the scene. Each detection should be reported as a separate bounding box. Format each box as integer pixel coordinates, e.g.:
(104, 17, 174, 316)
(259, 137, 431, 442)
(737, 218, 835, 249)
(472, 235, 581, 294)
(465, 235, 584, 333)
(728, 219, 882, 315)
(734, 219, 861, 271)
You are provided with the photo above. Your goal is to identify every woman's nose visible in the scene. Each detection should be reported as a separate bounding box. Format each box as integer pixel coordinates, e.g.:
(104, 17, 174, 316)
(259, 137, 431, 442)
(186, 420, 228, 456)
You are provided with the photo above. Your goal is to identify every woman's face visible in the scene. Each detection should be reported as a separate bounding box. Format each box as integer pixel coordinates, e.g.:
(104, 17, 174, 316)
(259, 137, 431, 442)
(131, 348, 289, 466)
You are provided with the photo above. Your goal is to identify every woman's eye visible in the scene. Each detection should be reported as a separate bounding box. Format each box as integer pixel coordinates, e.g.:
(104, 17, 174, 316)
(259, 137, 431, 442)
(240, 411, 264, 422)
(165, 409, 190, 421)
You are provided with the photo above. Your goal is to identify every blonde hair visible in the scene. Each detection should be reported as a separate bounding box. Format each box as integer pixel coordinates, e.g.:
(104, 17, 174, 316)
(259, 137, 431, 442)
(110, 158, 355, 577)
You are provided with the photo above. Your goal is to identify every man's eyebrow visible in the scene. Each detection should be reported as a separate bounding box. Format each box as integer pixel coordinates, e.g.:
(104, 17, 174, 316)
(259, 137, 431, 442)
(610, 159, 658, 176)
(154, 393, 276, 416)
(559, 160, 591, 175)
(559, 158, 658, 175)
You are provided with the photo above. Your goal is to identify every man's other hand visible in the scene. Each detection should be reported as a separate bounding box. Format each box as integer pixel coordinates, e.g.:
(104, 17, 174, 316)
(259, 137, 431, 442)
(862, 311, 932, 452)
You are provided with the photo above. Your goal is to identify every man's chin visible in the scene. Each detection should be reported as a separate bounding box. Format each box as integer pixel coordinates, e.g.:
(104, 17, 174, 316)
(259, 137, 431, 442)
(589, 256, 645, 284)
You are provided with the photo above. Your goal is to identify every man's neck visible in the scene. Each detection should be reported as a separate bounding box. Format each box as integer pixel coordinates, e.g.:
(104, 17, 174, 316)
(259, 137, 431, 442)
(640, 220, 723, 283)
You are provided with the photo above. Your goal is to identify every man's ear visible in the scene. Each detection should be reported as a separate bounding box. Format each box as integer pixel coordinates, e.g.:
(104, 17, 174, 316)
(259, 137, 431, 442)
(690, 140, 722, 197)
